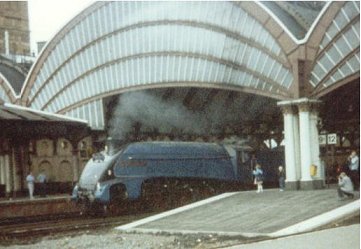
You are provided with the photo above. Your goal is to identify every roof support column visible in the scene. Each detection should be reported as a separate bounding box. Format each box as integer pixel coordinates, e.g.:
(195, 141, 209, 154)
(278, 98, 323, 190)
(0, 147, 11, 196)
(298, 102, 313, 184)
(310, 108, 323, 180)
(0, 140, 11, 196)
(0, 156, 5, 185)
(4, 155, 11, 196)
(280, 105, 300, 190)
(10, 147, 21, 195)
(296, 99, 323, 189)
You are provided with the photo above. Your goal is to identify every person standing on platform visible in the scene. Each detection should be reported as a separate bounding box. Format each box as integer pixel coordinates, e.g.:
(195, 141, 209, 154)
(253, 164, 264, 193)
(347, 150, 359, 190)
(26, 172, 35, 199)
(337, 172, 354, 200)
(37, 170, 47, 197)
(278, 166, 285, 191)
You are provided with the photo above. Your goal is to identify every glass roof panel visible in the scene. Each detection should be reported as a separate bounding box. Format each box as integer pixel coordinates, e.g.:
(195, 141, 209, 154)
(319, 54, 334, 72)
(339, 61, 353, 76)
(344, 24, 360, 49)
(344, 1, 360, 19)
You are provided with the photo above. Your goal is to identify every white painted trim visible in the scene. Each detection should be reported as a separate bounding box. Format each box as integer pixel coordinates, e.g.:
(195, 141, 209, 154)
(127, 228, 267, 238)
(270, 200, 360, 237)
(302, 2, 333, 44)
(256, 2, 332, 45)
(277, 97, 322, 106)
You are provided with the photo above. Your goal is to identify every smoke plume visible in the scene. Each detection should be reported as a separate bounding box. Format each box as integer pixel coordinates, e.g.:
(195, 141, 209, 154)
(108, 91, 205, 139)
(108, 90, 272, 140)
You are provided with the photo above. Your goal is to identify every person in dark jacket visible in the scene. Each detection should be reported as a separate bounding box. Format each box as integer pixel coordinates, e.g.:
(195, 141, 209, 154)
(37, 170, 47, 197)
(278, 166, 285, 191)
(337, 172, 354, 200)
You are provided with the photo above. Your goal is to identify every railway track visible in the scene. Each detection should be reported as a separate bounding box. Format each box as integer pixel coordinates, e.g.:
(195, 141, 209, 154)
(0, 211, 156, 245)
(0, 188, 227, 245)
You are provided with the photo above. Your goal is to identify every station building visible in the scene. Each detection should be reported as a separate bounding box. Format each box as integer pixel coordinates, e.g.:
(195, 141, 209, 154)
(0, 1, 359, 196)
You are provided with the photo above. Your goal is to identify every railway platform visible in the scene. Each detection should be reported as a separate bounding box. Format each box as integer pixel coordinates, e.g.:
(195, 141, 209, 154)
(0, 194, 78, 220)
(117, 187, 360, 238)
(0, 187, 359, 239)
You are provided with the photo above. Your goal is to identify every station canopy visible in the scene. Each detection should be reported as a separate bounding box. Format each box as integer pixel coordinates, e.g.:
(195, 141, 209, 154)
(0, 101, 90, 140)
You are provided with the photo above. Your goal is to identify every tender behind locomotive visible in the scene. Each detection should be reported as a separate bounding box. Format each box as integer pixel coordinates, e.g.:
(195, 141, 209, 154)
(72, 141, 238, 205)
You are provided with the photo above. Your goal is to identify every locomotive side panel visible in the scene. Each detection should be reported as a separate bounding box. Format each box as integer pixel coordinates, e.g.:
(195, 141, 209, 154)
(113, 142, 237, 200)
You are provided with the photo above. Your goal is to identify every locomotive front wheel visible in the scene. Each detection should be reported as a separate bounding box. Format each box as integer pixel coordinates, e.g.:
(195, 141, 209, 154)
(110, 184, 128, 202)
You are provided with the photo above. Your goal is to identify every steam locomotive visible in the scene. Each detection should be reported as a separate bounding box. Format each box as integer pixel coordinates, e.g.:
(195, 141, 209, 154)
(72, 141, 283, 210)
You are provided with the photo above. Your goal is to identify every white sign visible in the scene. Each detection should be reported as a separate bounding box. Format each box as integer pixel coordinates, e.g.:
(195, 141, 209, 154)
(327, 133, 337, 145)
(319, 135, 327, 145)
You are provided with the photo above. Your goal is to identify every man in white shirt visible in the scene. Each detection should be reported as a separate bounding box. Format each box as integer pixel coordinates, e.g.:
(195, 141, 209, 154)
(26, 172, 35, 199)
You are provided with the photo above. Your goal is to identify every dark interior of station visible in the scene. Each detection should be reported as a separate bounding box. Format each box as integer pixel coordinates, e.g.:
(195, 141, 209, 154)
(319, 79, 359, 134)
(319, 78, 360, 181)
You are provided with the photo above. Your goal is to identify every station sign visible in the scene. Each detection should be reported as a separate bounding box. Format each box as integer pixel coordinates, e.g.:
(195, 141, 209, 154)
(318, 135, 327, 145)
(318, 133, 337, 145)
(327, 133, 337, 144)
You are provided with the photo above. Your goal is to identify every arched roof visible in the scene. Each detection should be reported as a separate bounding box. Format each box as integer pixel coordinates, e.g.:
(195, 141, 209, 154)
(20, 1, 359, 130)
(308, 1, 360, 97)
(21, 1, 296, 129)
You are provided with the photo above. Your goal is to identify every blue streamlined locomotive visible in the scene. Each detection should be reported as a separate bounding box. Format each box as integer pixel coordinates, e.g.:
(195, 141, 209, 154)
(72, 141, 240, 205)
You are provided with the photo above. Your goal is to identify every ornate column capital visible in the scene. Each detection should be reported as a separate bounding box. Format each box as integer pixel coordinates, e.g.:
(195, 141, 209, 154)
(310, 103, 321, 116)
(298, 102, 311, 112)
(281, 98, 322, 113)
(298, 101, 321, 114)
(280, 105, 298, 115)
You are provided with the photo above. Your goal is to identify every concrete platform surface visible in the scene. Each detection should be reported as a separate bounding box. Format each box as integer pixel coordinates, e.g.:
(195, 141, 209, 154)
(226, 224, 360, 249)
(117, 188, 359, 237)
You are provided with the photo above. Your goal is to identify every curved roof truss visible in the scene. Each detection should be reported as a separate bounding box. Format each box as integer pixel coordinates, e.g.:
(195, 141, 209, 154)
(309, 1, 360, 97)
